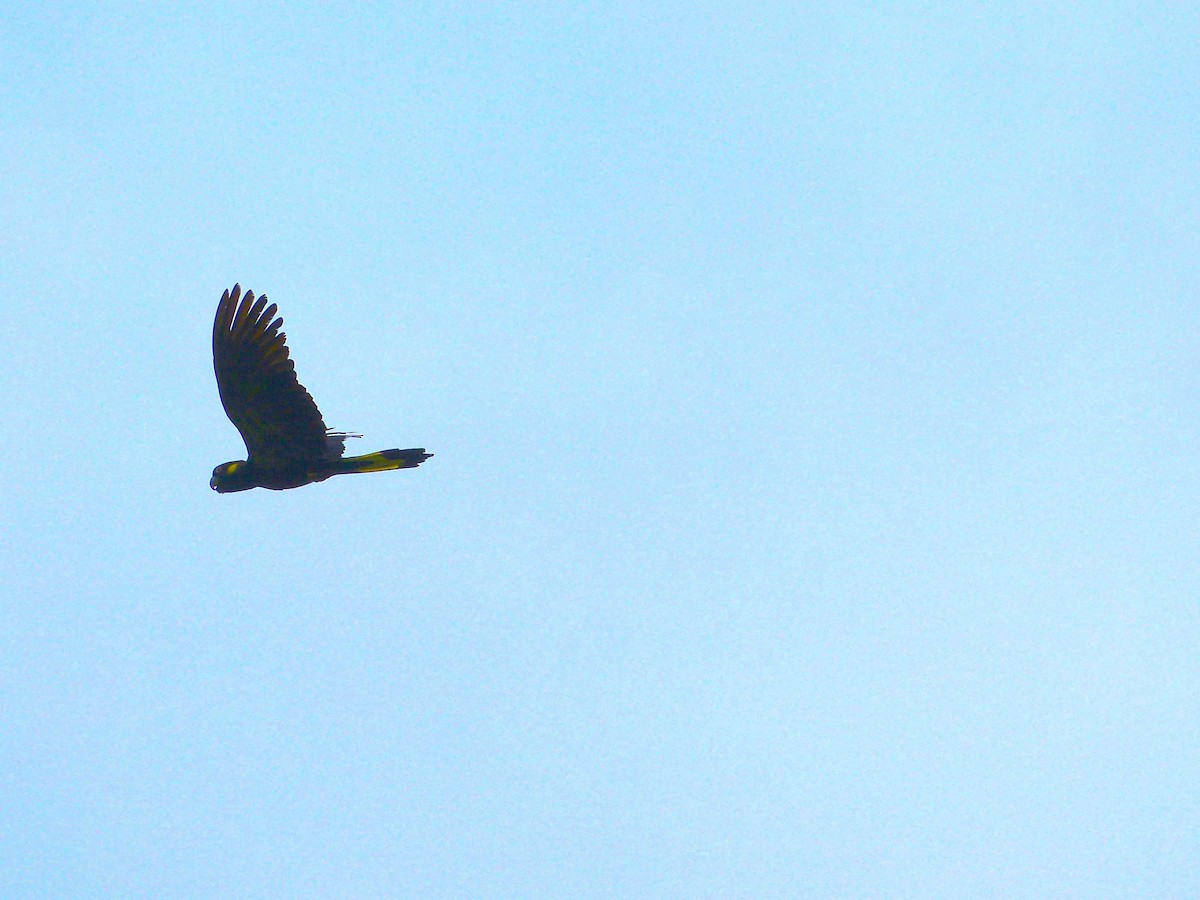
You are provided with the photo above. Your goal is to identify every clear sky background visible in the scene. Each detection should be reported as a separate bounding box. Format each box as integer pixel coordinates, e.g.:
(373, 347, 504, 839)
(2, 3, 1198, 896)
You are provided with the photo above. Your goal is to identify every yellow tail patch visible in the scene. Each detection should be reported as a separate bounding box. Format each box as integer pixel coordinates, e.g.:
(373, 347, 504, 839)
(337, 448, 432, 474)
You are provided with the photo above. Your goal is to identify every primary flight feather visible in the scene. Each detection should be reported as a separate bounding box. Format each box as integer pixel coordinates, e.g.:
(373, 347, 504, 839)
(210, 284, 431, 492)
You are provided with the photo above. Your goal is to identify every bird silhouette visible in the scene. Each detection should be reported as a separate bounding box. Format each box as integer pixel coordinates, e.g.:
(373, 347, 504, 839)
(210, 284, 431, 492)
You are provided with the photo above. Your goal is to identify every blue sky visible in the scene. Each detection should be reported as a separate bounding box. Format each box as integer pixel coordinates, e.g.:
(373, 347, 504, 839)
(2, 2, 1198, 896)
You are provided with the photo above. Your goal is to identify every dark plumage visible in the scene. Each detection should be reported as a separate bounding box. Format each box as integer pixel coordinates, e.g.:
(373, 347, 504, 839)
(210, 284, 431, 492)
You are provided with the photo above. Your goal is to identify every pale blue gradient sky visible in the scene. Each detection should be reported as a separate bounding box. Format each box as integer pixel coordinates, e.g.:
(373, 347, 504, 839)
(2, 3, 1199, 896)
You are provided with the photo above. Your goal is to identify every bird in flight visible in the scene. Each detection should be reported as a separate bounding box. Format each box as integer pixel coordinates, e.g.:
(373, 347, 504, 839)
(210, 284, 431, 492)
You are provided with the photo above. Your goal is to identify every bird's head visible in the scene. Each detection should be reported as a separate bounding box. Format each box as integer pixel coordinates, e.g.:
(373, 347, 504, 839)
(210, 460, 256, 493)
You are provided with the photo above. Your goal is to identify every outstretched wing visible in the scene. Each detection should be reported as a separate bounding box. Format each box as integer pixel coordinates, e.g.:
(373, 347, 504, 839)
(213, 284, 329, 468)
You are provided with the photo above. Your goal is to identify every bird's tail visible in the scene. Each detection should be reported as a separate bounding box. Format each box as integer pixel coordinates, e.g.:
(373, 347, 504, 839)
(331, 448, 432, 475)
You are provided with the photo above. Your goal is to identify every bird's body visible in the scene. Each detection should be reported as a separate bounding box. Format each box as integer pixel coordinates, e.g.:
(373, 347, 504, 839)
(210, 284, 431, 492)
